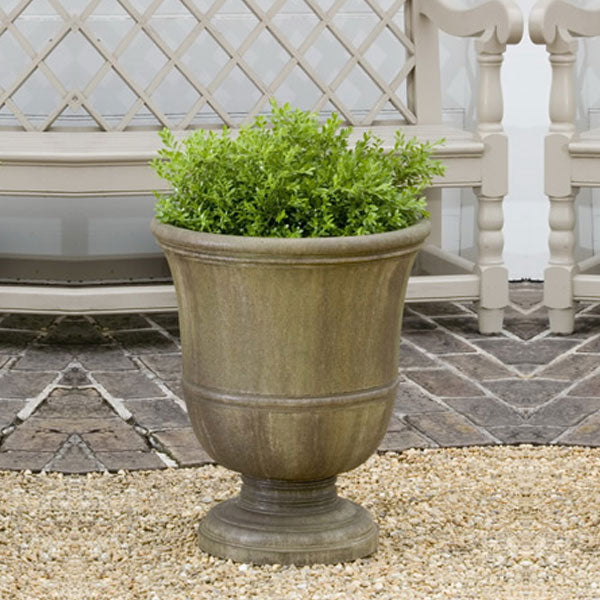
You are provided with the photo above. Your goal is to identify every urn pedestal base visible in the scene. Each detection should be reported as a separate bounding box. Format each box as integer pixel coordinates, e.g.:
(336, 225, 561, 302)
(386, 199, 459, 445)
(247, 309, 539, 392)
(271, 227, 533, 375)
(197, 475, 378, 565)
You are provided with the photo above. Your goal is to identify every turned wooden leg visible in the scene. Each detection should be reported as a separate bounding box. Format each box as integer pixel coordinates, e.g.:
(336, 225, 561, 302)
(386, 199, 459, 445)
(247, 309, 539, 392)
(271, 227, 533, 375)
(474, 48, 509, 335)
(545, 194, 577, 334)
(476, 192, 508, 334)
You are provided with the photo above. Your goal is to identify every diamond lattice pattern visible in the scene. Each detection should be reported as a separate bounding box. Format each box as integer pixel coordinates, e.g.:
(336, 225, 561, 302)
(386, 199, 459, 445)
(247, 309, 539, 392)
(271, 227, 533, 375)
(0, 0, 415, 131)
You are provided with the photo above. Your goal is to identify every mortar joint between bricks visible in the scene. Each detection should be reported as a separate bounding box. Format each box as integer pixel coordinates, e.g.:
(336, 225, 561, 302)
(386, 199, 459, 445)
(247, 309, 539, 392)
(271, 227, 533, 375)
(16, 374, 64, 422)
(133, 424, 149, 437)
(155, 450, 178, 468)
(0, 356, 21, 373)
(145, 432, 179, 467)
(134, 314, 181, 349)
(83, 375, 133, 421)
(147, 433, 181, 465)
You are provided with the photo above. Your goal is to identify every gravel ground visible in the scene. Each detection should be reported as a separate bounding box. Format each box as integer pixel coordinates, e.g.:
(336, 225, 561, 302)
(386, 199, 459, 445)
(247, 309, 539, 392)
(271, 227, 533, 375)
(0, 445, 598, 600)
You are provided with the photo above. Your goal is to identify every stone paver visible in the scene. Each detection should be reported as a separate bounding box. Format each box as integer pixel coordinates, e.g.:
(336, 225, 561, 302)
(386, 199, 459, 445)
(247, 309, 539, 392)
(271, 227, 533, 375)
(394, 382, 447, 414)
(0, 400, 26, 430)
(441, 354, 514, 381)
(78, 418, 150, 452)
(0, 371, 57, 398)
(443, 397, 524, 427)
(0, 451, 54, 470)
(77, 346, 135, 371)
(0, 314, 55, 330)
(164, 380, 184, 399)
(147, 313, 180, 334)
(473, 338, 579, 366)
(58, 366, 91, 387)
(577, 337, 600, 353)
(92, 371, 166, 399)
(94, 314, 153, 331)
(153, 428, 213, 467)
(432, 316, 487, 339)
(559, 413, 600, 446)
(112, 330, 179, 354)
(0, 330, 38, 351)
(509, 285, 543, 309)
(483, 379, 570, 409)
(406, 302, 471, 317)
(501, 307, 549, 340)
(567, 373, 600, 397)
(569, 317, 600, 336)
(36, 388, 116, 419)
(13, 347, 72, 371)
(488, 426, 564, 445)
(44, 439, 103, 474)
(0, 282, 600, 473)
(95, 450, 166, 471)
(404, 369, 482, 397)
(403, 329, 476, 354)
(537, 354, 600, 380)
(405, 412, 494, 446)
(139, 354, 182, 380)
(123, 398, 189, 431)
(1, 424, 69, 452)
(398, 343, 439, 369)
(379, 426, 431, 451)
(43, 319, 107, 345)
(402, 315, 437, 331)
(528, 397, 600, 427)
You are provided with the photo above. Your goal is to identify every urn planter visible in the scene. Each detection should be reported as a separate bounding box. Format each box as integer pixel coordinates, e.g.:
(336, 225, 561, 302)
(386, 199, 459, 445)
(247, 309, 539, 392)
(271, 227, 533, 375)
(151, 217, 430, 565)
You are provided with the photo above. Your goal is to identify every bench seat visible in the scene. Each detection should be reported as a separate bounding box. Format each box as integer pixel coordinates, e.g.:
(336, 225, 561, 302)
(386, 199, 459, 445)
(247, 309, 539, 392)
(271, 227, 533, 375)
(0, 126, 484, 196)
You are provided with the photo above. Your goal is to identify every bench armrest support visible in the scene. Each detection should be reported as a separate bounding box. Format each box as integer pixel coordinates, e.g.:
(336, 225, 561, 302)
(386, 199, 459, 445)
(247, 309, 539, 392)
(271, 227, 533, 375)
(419, 0, 522, 138)
(530, 0, 600, 47)
(420, 0, 523, 52)
(528, 0, 597, 136)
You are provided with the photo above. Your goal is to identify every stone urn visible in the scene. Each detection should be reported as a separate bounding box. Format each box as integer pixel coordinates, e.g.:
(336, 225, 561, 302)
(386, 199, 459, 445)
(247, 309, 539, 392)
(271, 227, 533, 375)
(151, 218, 430, 565)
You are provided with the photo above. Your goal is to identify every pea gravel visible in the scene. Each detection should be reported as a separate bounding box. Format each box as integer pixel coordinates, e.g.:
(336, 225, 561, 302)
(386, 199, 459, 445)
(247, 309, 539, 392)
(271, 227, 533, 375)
(1, 445, 599, 599)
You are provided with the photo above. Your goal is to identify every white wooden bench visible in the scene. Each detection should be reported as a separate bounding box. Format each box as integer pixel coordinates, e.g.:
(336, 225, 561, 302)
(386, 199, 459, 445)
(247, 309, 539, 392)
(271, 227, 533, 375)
(530, 0, 600, 333)
(0, 0, 522, 333)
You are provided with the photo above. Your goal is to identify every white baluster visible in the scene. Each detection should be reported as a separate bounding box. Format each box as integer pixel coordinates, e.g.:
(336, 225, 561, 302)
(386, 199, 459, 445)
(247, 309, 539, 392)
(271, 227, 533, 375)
(544, 38, 578, 333)
(549, 51, 576, 134)
(475, 46, 509, 334)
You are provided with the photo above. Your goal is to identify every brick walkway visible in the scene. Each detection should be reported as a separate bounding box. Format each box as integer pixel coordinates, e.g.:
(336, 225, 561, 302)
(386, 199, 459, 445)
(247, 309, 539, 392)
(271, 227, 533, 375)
(0, 281, 598, 473)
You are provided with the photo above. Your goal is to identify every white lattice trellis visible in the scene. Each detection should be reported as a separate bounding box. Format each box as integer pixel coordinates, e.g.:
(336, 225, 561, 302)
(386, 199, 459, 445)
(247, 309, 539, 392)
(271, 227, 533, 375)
(0, 0, 415, 131)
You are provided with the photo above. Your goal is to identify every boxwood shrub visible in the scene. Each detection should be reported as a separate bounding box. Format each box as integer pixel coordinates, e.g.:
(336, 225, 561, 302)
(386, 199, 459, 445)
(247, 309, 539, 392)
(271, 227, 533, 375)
(151, 102, 444, 237)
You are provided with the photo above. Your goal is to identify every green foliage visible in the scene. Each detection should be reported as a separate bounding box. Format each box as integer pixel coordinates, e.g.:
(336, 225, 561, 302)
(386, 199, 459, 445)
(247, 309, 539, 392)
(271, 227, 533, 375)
(151, 102, 444, 237)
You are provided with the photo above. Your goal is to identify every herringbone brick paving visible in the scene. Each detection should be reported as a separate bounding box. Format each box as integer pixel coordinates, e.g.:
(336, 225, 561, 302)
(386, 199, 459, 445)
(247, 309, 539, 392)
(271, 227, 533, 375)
(0, 281, 598, 473)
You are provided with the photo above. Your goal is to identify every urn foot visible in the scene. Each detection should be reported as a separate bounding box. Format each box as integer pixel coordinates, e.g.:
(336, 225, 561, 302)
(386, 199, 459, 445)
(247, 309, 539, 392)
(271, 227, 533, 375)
(197, 475, 377, 565)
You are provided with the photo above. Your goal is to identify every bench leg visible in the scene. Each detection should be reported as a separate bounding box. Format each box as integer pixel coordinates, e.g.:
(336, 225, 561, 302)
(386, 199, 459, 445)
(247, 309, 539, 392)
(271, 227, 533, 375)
(544, 194, 577, 335)
(475, 193, 508, 334)
(477, 306, 505, 334)
(547, 307, 575, 334)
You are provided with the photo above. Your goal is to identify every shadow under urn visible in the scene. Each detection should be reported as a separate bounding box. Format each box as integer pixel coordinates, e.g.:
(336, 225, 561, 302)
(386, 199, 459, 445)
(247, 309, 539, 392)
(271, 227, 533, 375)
(152, 218, 430, 565)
